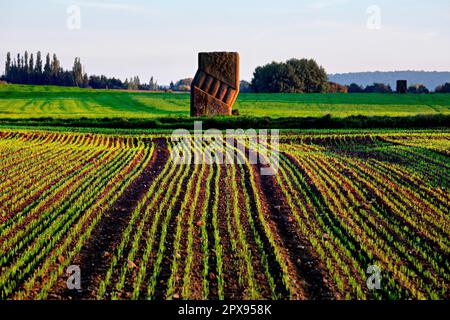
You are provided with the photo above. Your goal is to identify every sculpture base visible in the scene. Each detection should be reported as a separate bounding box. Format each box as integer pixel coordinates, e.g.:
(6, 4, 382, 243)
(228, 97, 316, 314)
(191, 87, 232, 117)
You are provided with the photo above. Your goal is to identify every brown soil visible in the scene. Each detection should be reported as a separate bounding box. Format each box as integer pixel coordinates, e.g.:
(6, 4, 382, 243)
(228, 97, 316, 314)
(47, 138, 168, 299)
(141, 163, 196, 299)
(255, 159, 335, 299)
(215, 164, 243, 299)
(45, 141, 334, 300)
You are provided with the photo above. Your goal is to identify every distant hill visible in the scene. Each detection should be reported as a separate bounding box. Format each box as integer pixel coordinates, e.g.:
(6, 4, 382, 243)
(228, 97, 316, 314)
(328, 71, 450, 91)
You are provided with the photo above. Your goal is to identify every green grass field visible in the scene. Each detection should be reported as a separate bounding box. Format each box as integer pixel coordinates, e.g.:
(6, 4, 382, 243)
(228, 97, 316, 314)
(1, 84, 449, 120)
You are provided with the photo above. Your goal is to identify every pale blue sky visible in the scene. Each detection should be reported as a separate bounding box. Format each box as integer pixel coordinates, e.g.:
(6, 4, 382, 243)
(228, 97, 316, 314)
(1, 0, 449, 84)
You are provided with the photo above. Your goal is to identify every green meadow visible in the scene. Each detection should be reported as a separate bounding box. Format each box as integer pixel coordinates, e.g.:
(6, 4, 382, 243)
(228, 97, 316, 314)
(1, 84, 449, 120)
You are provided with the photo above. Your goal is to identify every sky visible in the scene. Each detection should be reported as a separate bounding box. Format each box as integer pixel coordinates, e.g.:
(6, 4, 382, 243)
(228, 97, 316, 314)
(1, 0, 449, 84)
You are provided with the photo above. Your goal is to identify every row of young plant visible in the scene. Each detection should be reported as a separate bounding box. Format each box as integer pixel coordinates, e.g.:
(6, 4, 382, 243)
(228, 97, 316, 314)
(278, 136, 448, 299)
(23, 144, 155, 299)
(0, 131, 154, 299)
(231, 140, 302, 299)
(1, 147, 101, 219)
(274, 147, 368, 299)
(305, 153, 440, 298)
(97, 139, 185, 299)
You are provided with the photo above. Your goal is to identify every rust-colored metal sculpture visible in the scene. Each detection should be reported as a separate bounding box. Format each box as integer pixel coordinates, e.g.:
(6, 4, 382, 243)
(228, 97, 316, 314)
(191, 52, 240, 116)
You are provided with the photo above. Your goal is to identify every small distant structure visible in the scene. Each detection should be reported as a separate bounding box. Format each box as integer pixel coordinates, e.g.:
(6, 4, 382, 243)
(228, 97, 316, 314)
(396, 80, 408, 94)
(191, 52, 240, 117)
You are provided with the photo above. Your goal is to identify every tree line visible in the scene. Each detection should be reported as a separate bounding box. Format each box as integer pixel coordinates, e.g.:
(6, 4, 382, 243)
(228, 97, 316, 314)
(251, 58, 328, 93)
(2, 52, 450, 93)
(2, 51, 161, 90)
(347, 82, 450, 93)
(249, 58, 450, 93)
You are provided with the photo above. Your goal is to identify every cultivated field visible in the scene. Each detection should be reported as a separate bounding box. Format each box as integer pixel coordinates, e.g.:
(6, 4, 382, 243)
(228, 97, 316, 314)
(1, 84, 450, 119)
(0, 128, 448, 300)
